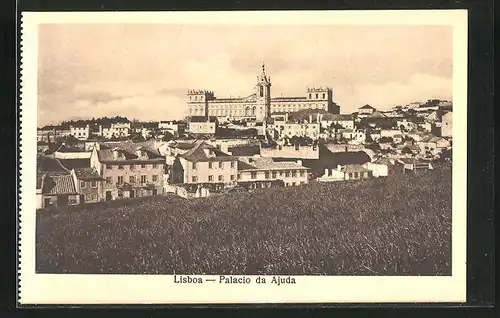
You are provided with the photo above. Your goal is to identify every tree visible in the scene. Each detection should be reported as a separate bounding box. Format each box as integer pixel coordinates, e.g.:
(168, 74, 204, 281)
(162, 132, 175, 142)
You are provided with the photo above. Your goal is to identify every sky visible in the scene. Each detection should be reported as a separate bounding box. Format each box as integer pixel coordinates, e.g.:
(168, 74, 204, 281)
(37, 24, 453, 127)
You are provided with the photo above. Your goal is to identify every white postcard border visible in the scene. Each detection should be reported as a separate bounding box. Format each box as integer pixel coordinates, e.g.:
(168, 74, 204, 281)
(19, 10, 468, 304)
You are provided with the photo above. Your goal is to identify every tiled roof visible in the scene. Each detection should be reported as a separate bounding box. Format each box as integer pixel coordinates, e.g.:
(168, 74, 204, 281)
(238, 157, 308, 171)
(42, 174, 78, 195)
(359, 104, 375, 109)
(97, 141, 164, 164)
(74, 167, 104, 180)
(37, 156, 70, 173)
(300, 145, 371, 175)
(181, 140, 235, 163)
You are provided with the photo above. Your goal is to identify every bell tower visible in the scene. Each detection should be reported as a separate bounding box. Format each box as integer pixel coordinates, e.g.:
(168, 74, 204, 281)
(254, 62, 271, 121)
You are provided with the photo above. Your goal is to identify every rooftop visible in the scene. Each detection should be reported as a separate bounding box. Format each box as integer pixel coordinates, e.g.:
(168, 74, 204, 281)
(97, 140, 163, 163)
(180, 140, 235, 163)
(42, 174, 78, 195)
(342, 164, 371, 173)
(238, 157, 308, 171)
(74, 167, 104, 180)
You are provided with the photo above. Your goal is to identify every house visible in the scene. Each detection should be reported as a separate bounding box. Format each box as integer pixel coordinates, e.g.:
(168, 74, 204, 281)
(71, 167, 105, 203)
(301, 145, 372, 177)
(392, 134, 404, 144)
(237, 157, 309, 188)
(41, 174, 80, 208)
(90, 141, 165, 200)
(273, 121, 320, 139)
(158, 121, 186, 137)
(440, 111, 452, 137)
(362, 162, 389, 177)
(169, 140, 238, 192)
(70, 124, 91, 140)
(96, 122, 131, 139)
(380, 129, 402, 138)
(357, 104, 376, 117)
(398, 158, 433, 173)
(188, 116, 218, 135)
(417, 135, 451, 155)
(37, 141, 50, 154)
(317, 164, 373, 182)
(320, 114, 355, 130)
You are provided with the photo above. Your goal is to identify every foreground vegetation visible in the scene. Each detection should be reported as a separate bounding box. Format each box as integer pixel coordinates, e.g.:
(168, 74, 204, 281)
(36, 164, 452, 275)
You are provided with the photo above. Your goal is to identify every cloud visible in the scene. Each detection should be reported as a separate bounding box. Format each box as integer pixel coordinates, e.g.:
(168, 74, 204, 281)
(36, 24, 453, 126)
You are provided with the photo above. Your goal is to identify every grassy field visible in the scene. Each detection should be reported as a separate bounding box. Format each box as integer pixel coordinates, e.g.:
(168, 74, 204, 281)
(36, 163, 452, 275)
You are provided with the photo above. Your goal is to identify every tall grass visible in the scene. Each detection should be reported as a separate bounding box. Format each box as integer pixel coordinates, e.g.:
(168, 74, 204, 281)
(36, 164, 452, 275)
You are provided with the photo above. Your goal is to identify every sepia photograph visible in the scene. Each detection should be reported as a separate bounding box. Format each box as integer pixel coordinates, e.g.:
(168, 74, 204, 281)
(20, 10, 468, 304)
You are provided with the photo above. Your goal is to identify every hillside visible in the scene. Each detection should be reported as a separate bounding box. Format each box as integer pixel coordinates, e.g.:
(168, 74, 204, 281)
(36, 165, 452, 275)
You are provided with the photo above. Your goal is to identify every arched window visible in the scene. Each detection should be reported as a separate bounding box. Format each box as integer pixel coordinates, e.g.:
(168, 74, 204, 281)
(260, 86, 264, 97)
(245, 107, 250, 116)
(322, 93, 325, 99)
(251, 106, 256, 116)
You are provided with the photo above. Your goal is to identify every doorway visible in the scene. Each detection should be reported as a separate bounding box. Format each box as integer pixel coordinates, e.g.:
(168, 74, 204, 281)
(130, 190, 135, 198)
(105, 191, 112, 201)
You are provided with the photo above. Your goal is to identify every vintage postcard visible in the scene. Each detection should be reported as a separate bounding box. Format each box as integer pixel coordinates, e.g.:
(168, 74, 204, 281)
(19, 10, 468, 304)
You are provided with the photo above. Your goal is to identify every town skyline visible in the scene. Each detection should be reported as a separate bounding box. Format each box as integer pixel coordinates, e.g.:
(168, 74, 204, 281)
(38, 24, 453, 127)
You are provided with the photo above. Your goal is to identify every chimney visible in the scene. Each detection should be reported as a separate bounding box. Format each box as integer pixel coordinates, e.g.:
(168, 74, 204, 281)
(337, 165, 342, 171)
(112, 148, 120, 159)
(297, 160, 302, 166)
(136, 147, 143, 158)
(324, 168, 329, 176)
(309, 114, 312, 123)
(285, 112, 288, 122)
(219, 142, 229, 154)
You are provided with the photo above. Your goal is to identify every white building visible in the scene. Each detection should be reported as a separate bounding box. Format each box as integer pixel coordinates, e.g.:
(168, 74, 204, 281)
(237, 157, 309, 188)
(70, 124, 90, 140)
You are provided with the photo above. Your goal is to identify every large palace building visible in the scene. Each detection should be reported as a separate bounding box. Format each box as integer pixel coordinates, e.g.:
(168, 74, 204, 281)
(187, 63, 340, 121)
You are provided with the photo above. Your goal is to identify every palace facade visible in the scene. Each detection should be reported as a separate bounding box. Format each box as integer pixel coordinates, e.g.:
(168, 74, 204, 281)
(187, 64, 340, 121)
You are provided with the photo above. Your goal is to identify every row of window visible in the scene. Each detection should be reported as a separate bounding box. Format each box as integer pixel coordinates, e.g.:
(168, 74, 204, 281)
(84, 193, 97, 201)
(308, 93, 327, 99)
(106, 175, 159, 184)
(347, 172, 370, 179)
(192, 161, 235, 170)
(251, 170, 305, 179)
(80, 180, 98, 188)
(105, 164, 161, 170)
(191, 175, 235, 182)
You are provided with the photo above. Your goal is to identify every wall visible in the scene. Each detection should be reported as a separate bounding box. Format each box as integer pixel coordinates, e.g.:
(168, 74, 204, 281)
(260, 145, 319, 159)
(101, 162, 165, 200)
(238, 169, 309, 186)
(441, 112, 452, 137)
(54, 151, 92, 159)
(317, 169, 345, 182)
(180, 158, 238, 185)
(364, 163, 388, 177)
(189, 122, 216, 134)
